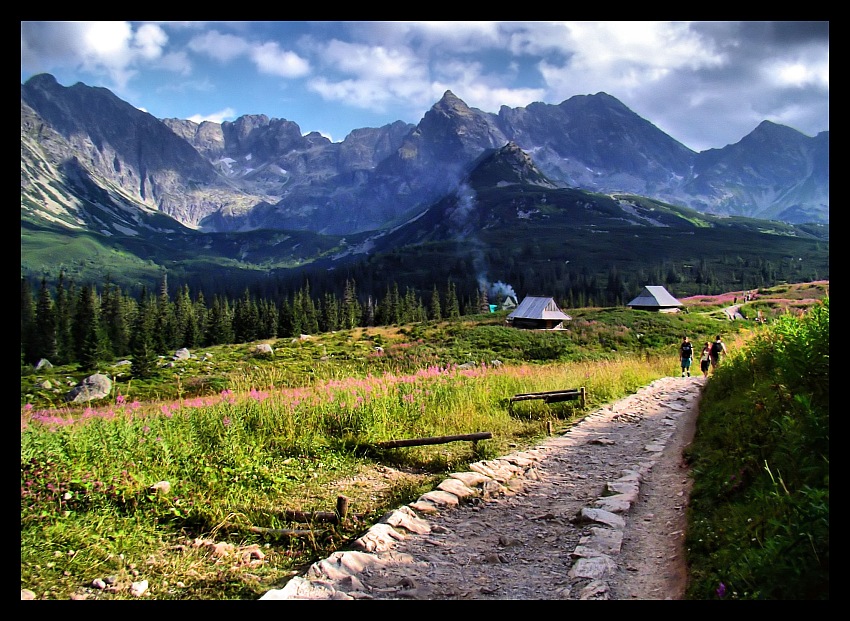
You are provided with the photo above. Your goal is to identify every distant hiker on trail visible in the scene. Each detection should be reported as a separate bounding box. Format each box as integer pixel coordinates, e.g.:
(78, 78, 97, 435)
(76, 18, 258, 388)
(710, 335, 728, 372)
(699, 342, 712, 378)
(680, 336, 694, 377)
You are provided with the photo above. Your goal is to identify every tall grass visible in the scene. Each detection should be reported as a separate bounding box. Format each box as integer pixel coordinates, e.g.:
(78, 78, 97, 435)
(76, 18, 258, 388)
(21, 351, 672, 600)
(684, 297, 829, 600)
(21, 285, 827, 600)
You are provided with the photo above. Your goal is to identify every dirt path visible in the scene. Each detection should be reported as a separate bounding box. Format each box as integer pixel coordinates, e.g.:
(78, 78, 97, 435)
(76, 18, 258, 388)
(261, 376, 703, 600)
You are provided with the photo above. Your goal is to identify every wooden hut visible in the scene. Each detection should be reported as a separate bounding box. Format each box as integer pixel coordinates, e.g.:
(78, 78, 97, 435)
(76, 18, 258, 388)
(626, 286, 683, 313)
(506, 296, 571, 330)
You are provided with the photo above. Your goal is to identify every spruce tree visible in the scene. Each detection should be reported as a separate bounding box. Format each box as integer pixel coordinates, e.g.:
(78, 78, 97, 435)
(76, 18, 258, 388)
(429, 285, 442, 321)
(21, 278, 36, 365)
(75, 284, 109, 372)
(445, 280, 460, 319)
(278, 297, 296, 338)
(154, 273, 177, 353)
(32, 277, 58, 364)
(342, 279, 362, 329)
(101, 282, 131, 358)
(233, 289, 259, 343)
(193, 291, 209, 346)
(258, 298, 278, 339)
(320, 292, 340, 333)
(54, 271, 76, 365)
(173, 284, 194, 348)
(130, 288, 158, 379)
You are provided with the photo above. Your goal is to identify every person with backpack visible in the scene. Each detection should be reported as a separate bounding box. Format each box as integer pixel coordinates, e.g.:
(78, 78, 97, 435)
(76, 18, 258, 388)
(679, 336, 694, 377)
(699, 341, 712, 377)
(710, 335, 728, 372)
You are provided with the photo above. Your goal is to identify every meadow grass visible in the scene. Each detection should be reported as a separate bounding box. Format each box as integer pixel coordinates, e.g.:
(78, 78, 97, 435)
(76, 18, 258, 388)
(20, 282, 828, 600)
(21, 352, 673, 600)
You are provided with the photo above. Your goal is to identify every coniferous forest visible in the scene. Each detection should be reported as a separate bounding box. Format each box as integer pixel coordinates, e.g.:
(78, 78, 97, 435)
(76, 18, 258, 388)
(21, 238, 826, 374)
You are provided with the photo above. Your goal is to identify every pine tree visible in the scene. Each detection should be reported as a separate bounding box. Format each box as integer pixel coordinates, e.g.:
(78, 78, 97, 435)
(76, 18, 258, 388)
(21, 278, 36, 365)
(258, 298, 278, 339)
(154, 273, 177, 353)
(320, 292, 340, 332)
(445, 280, 460, 319)
(299, 282, 319, 335)
(54, 271, 76, 365)
(101, 281, 131, 358)
(207, 295, 234, 345)
(193, 291, 209, 346)
(342, 279, 362, 329)
(233, 289, 260, 343)
(278, 297, 296, 338)
(75, 284, 109, 372)
(429, 285, 442, 321)
(130, 287, 158, 379)
(173, 284, 194, 348)
(364, 295, 376, 327)
(32, 277, 58, 364)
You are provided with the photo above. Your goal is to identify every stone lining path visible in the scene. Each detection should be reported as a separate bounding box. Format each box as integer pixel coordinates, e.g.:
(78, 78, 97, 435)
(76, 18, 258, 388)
(261, 375, 704, 600)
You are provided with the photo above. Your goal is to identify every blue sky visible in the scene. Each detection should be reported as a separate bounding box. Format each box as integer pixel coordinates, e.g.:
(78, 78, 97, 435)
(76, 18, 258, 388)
(21, 21, 828, 152)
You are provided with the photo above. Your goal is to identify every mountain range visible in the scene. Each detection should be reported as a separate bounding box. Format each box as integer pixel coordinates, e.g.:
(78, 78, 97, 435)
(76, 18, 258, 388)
(22, 73, 828, 237)
(20, 73, 829, 302)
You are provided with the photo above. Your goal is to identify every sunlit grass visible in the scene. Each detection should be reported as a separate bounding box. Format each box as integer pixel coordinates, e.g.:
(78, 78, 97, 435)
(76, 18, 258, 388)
(21, 283, 827, 600)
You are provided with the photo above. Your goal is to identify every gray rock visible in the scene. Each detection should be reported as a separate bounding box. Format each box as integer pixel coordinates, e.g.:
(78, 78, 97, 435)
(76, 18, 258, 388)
(65, 374, 112, 403)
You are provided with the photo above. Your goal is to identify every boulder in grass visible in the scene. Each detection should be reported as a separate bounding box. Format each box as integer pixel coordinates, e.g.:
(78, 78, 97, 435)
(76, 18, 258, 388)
(253, 343, 274, 357)
(35, 358, 53, 370)
(174, 348, 191, 360)
(65, 373, 112, 403)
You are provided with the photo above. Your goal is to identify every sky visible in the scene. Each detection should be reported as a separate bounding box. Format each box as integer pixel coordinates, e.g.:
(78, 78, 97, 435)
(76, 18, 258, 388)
(21, 21, 829, 152)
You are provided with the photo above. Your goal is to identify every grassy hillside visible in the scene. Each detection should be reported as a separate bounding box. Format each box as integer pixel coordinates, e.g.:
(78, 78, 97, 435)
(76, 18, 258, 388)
(20, 282, 828, 600)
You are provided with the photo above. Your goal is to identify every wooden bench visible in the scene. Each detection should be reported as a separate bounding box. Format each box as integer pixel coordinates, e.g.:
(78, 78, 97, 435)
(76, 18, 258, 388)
(374, 432, 492, 449)
(509, 387, 586, 411)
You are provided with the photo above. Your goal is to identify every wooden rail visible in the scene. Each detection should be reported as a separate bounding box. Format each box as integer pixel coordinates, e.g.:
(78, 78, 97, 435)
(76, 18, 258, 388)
(374, 432, 492, 449)
(509, 387, 586, 410)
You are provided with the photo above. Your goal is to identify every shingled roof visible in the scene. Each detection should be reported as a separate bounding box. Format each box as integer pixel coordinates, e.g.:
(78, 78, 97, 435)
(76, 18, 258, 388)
(507, 296, 571, 321)
(627, 286, 683, 309)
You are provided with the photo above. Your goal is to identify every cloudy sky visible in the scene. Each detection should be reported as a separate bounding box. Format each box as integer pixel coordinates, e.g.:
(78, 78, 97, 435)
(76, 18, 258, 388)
(21, 21, 829, 152)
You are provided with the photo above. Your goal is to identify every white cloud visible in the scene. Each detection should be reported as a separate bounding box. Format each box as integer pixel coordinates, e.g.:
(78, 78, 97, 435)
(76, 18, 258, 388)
(187, 30, 252, 62)
(250, 42, 310, 78)
(765, 53, 829, 90)
(21, 21, 173, 89)
(187, 107, 237, 124)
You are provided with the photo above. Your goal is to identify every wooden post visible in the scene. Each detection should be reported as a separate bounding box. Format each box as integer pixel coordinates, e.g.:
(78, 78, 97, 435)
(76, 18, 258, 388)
(336, 495, 349, 523)
(580, 386, 586, 408)
(546, 420, 553, 435)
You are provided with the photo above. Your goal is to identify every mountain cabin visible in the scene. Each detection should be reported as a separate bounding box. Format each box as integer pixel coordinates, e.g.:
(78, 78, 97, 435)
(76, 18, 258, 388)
(626, 286, 684, 313)
(506, 296, 571, 330)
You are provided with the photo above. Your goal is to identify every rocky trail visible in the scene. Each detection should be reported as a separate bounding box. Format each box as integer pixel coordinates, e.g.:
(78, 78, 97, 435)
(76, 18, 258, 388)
(261, 375, 704, 600)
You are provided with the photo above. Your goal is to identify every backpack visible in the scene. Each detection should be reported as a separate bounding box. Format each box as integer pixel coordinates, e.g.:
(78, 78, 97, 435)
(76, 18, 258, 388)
(711, 341, 723, 356)
(681, 341, 693, 358)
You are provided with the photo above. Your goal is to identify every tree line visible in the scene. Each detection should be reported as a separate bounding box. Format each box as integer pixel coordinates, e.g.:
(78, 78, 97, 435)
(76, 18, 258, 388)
(20, 272, 475, 377)
(21, 245, 818, 379)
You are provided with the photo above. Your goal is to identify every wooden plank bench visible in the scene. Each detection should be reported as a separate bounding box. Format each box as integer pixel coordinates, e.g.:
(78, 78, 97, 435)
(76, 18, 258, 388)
(509, 387, 586, 411)
(374, 432, 493, 449)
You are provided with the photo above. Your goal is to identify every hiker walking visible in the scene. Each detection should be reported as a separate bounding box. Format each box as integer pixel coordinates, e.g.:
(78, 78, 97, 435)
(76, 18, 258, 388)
(709, 335, 728, 372)
(679, 336, 694, 377)
(699, 341, 712, 378)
